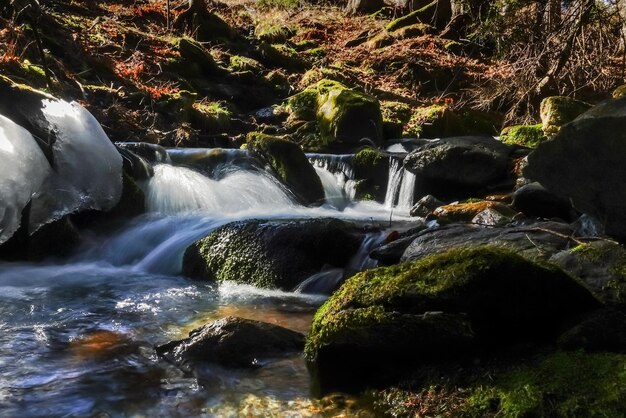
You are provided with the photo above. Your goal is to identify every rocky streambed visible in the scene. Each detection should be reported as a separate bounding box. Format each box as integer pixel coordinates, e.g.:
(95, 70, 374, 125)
(2, 76, 626, 416)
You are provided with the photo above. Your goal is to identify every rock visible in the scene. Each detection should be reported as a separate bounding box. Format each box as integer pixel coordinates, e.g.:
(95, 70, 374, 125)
(558, 308, 626, 353)
(246, 132, 324, 206)
(256, 43, 309, 73)
(550, 241, 626, 307)
(403, 136, 516, 200)
(182, 218, 362, 290)
(352, 147, 389, 201)
(116, 142, 169, 164)
(156, 317, 304, 370)
(539, 96, 591, 135)
(612, 84, 626, 98)
(433, 201, 516, 223)
(401, 221, 577, 263)
(500, 124, 547, 148)
(410, 104, 464, 138)
(317, 85, 383, 148)
(512, 182, 573, 221)
(173, 38, 222, 77)
(525, 97, 626, 241)
(410, 194, 444, 217)
(305, 246, 600, 393)
(471, 207, 512, 226)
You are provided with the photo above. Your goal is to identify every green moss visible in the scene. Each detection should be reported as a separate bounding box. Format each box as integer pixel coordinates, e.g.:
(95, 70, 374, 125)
(613, 84, 626, 99)
(380, 101, 412, 125)
(305, 246, 598, 360)
(20, 59, 46, 81)
(228, 55, 264, 72)
(570, 242, 626, 304)
(304, 47, 326, 60)
(353, 147, 386, 170)
(246, 132, 324, 204)
(540, 96, 591, 135)
(256, 0, 301, 8)
(192, 101, 232, 132)
(255, 24, 296, 43)
(386, 0, 437, 32)
(257, 43, 309, 72)
(287, 88, 318, 120)
(466, 351, 626, 417)
(500, 124, 547, 148)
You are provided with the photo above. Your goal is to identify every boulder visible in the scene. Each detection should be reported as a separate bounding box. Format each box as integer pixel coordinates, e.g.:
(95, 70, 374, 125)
(525, 97, 626, 241)
(182, 218, 362, 290)
(403, 136, 517, 200)
(471, 207, 513, 226)
(317, 86, 383, 147)
(410, 194, 444, 217)
(512, 182, 573, 221)
(558, 308, 626, 353)
(550, 241, 626, 307)
(539, 96, 591, 135)
(500, 124, 547, 148)
(305, 246, 600, 393)
(156, 317, 304, 370)
(246, 132, 324, 206)
(401, 221, 577, 263)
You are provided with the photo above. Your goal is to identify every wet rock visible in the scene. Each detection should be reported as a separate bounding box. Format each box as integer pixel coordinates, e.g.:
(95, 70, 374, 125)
(306, 246, 600, 394)
(410, 194, 444, 217)
(402, 221, 576, 262)
(525, 97, 626, 242)
(182, 218, 362, 290)
(540, 96, 591, 135)
(471, 207, 512, 226)
(550, 241, 626, 306)
(558, 308, 626, 352)
(157, 317, 304, 370)
(116, 142, 169, 164)
(512, 182, 573, 221)
(369, 224, 429, 265)
(403, 136, 516, 200)
(246, 132, 324, 206)
(433, 201, 516, 223)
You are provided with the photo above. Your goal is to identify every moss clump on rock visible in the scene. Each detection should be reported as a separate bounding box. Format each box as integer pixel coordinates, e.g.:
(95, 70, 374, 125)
(305, 246, 600, 393)
(228, 55, 265, 73)
(191, 101, 231, 132)
(540, 96, 591, 135)
(500, 123, 547, 148)
(257, 43, 309, 72)
(246, 132, 324, 205)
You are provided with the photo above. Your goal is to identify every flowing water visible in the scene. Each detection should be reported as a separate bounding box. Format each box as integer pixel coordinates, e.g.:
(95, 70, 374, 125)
(0, 104, 422, 416)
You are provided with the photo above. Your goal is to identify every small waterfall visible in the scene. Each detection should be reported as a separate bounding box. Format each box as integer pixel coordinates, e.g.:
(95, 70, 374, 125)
(166, 148, 261, 177)
(143, 164, 296, 215)
(307, 154, 356, 207)
(384, 157, 416, 212)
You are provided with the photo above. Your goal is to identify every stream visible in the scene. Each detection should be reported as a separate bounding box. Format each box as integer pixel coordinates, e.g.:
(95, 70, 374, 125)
(0, 107, 420, 416)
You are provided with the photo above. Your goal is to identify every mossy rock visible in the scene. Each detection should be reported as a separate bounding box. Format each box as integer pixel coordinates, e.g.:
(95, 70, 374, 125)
(551, 241, 626, 307)
(106, 172, 146, 220)
(394, 23, 435, 39)
(305, 246, 600, 393)
(171, 38, 222, 77)
(386, 0, 451, 31)
(182, 218, 362, 290)
(191, 101, 231, 133)
(287, 88, 319, 120)
(612, 84, 626, 98)
(228, 55, 265, 73)
(372, 351, 626, 417)
(540, 96, 592, 135)
(500, 123, 547, 148)
(411, 104, 464, 138)
(366, 32, 395, 49)
(195, 13, 235, 42)
(256, 43, 309, 72)
(352, 148, 389, 202)
(246, 132, 324, 205)
(317, 86, 383, 147)
(255, 24, 296, 43)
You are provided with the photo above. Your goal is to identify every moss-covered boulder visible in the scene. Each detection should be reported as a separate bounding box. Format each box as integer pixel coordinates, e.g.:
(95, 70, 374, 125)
(386, 0, 452, 31)
(540, 96, 591, 135)
(551, 241, 626, 307)
(317, 86, 383, 147)
(191, 101, 231, 133)
(182, 219, 362, 290)
(170, 38, 222, 78)
(256, 43, 309, 73)
(500, 124, 547, 148)
(246, 132, 324, 205)
(410, 105, 501, 138)
(351, 147, 389, 201)
(305, 246, 600, 393)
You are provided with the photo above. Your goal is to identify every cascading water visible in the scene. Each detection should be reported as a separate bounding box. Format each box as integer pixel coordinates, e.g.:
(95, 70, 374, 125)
(384, 156, 417, 213)
(0, 101, 418, 416)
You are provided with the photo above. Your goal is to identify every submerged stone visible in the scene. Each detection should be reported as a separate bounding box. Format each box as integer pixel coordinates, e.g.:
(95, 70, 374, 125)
(156, 316, 304, 369)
